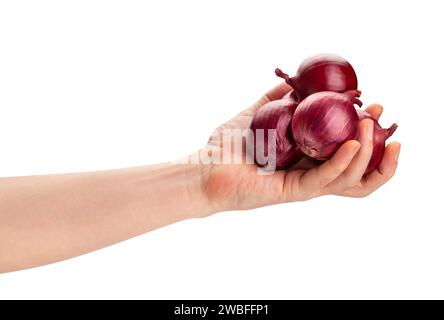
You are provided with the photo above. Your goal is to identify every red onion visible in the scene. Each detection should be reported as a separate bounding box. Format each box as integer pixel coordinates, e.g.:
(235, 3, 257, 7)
(275, 54, 358, 101)
(356, 109, 398, 174)
(251, 97, 303, 169)
(291, 90, 361, 160)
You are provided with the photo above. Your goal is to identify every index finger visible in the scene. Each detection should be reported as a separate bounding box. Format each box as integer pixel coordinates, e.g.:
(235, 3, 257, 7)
(250, 82, 293, 112)
(265, 82, 293, 101)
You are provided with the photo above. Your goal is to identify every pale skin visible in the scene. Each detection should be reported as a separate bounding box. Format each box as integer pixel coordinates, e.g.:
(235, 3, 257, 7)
(0, 83, 400, 273)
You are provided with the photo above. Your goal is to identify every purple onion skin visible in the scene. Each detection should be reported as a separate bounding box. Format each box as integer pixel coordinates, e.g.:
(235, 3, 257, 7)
(276, 54, 358, 102)
(356, 109, 398, 174)
(292, 90, 361, 160)
(251, 97, 303, 170)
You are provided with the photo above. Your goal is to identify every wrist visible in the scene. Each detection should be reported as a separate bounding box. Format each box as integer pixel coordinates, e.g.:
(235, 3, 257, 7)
(178, 161, 217, 218)
(123, 162, 216, 220)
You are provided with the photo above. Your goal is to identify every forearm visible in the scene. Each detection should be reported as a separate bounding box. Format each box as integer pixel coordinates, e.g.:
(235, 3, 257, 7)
(0, 163, 213, 273)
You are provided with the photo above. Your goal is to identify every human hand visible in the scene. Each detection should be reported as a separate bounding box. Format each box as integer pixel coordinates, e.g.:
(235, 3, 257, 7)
(0, 82, 400, 272)
(198, 83, 401, 213)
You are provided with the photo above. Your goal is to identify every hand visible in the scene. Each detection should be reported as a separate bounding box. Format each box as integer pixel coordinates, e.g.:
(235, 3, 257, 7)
(199, 83, 401, 213)
(0, 82, 400, 272)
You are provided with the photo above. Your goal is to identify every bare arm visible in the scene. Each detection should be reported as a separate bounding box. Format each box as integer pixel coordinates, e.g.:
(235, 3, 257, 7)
(0, 163, 212, 272)
(0, 83, 400, 273)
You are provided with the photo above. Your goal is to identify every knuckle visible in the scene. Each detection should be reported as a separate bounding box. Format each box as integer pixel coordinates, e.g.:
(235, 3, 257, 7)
(385, 169, 396, 180)
(359, 189, 372, 197)
(341, 173, 360, 189)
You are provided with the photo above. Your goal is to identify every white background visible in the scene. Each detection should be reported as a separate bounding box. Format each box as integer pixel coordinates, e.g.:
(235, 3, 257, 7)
(0, 0, 443, 299)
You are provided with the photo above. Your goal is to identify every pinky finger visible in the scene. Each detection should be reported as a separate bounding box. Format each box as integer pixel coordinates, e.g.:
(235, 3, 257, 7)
(361, 142, 401, 191)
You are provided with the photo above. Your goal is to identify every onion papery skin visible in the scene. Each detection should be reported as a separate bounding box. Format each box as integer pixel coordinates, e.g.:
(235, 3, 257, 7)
(276, 54, 358, 101)
(251, 97, 303, 169)
(356, 109, 398, 174)
(291, 90, 361, 160)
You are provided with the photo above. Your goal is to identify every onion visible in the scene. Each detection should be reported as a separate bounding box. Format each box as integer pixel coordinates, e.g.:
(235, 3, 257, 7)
(275, 54, 358, 101)
(251, 96, 303, 169)
(356, 109, 398, 174)
(291, 90, 361, 160)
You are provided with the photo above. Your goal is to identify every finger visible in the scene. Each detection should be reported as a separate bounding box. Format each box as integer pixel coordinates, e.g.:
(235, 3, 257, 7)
(365, 104, 383, 121)
(293, 140, 361, 197)
(325, 119, 374, 193)
(265, 82, 293, 101)
(360, 142, 401, 191)
(250, 82, 293, 112)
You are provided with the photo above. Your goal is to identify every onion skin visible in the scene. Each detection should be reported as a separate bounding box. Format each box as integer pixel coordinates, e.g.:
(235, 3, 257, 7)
(292, 90, 361, 160)
(356, 109, 398, 174)
(276, 54, 358, 101)
(251, 97, 303, 169)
